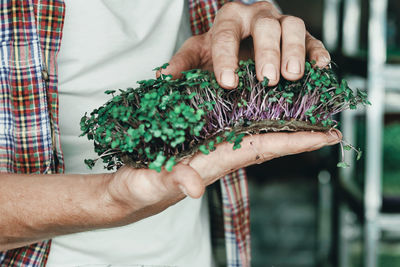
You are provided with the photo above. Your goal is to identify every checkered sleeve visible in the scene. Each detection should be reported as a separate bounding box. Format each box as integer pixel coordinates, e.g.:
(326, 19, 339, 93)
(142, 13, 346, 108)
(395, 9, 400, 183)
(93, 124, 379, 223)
(0, 0, 65, 265)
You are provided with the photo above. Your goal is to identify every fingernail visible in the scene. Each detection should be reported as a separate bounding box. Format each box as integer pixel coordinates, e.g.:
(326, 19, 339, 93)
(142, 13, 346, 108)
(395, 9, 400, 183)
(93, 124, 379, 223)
(261, 64, 277, 81)
(178, 185, 189, 197)
(317, 55, 330, 67)
(286, 59, 301, 74)
(317, 55, 330, 63)
(220, 69, 236, 88)
(327, 129, 341, 144)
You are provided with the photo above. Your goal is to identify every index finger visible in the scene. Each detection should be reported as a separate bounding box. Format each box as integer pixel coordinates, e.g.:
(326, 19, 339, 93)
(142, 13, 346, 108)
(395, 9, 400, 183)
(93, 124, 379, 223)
(210, 2, 245, 89)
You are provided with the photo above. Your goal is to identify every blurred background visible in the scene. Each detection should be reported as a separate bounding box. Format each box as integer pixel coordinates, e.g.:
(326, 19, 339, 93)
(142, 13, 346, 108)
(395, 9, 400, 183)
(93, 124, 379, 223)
(247, 0, 400, 266)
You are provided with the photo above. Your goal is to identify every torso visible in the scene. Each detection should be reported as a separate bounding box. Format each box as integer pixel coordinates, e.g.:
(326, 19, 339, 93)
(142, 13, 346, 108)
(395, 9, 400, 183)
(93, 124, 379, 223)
(46, 1, 213, 266)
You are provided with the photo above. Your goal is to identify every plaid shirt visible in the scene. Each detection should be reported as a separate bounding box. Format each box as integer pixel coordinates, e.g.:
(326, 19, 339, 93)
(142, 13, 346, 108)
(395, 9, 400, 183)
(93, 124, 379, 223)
(0, 0, 250, 266)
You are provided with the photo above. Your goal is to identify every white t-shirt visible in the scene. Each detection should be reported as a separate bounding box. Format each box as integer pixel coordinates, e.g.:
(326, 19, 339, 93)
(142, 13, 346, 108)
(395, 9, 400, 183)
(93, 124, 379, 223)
(46, 1, 213, 266)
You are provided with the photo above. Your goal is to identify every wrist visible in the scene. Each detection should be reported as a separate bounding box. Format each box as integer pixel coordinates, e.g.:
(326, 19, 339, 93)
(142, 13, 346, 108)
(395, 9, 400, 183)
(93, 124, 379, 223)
(98, 172, 134, 225)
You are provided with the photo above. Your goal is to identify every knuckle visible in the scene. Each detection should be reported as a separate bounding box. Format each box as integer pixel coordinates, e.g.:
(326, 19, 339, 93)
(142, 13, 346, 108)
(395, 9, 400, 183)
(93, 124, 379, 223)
(257, 49, 280, 61)
(182, 35, 208, 53)
(319, 50, 331, 59)
(254, 16, 280, 31)
(309, 47, 329, 57)
(306, 33, 315, 42)
(212, 29, 238, 45)
(186, 35, 203, 44)
(182, 36, 202, 52)
(253, 1, 273, 10)
(309, 39, 325, 49)
(285, 43, 305, 53)
(191, 35, 210, 53)
(315, 40, 325, 48)
(281, 16, 305, 28)
(221, 1, 242, 12)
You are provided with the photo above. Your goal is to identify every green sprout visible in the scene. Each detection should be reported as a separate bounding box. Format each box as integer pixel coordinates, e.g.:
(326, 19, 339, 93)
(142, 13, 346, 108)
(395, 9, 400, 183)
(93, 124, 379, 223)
(80, 60, 370, 172)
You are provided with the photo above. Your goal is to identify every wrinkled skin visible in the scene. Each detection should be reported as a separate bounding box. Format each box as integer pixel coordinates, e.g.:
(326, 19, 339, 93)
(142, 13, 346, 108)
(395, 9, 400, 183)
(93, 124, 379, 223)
(109, 130, 341, 224)
(1, 2, 341, 251)
(110, 1, 337, 219)
(163, 2, 330, 88)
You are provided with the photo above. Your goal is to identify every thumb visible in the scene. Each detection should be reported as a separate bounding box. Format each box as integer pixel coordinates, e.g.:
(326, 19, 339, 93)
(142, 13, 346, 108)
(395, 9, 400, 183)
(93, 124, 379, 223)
(157, 35, 204, 79)
(168, 164, 205, 199)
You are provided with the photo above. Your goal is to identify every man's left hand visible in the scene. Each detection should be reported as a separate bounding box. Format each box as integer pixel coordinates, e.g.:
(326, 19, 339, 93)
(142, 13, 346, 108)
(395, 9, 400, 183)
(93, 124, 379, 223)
(163, 1, 330, 88)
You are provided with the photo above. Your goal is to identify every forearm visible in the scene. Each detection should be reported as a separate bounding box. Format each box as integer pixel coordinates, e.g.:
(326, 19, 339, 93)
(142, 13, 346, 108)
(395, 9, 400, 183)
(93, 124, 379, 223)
(0, 132, 341, 252)
(0, 172, 122, 251)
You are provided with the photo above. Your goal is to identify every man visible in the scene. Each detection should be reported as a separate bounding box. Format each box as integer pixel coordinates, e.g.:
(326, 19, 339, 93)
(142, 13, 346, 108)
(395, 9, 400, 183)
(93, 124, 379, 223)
(0, 0, 340, 266)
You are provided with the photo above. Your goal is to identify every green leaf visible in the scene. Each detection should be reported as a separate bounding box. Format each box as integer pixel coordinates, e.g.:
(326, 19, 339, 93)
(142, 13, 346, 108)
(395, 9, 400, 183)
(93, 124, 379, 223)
(357, 150, 363, 161)
(112, 95, 122, 102)
(208, 140, 216, 151)
(305, 61, 311, 71)
(262, 77, 269, 87)
(233, 133, 245, 149)
(84, 159, 95, 169)
(335, 87, 344, 95)
(233, 143, 241, 150)
(148, 164, 161, 173)
(161, 74, 172, 81)
(165, 157, 176, 172)
(153, 129, 162, 137)
(188, 92, 197, 99)
(195, 108, 205, 120)
(282, 92, 294, 98)
(305, 105, 316, 116)
(171, 136, 185, 147)
(343, 145, 352, 151)
(105, 90, 116, 95)
(144, 132, 152, 142)
(199, 145, 210, 155)
(185, 71, 200, 80)
(111, 139, 119, 149)
(149, 153, 167, 173)
(268, 97, 278, 103)
(200, 82, 209, 89)
(225, 131, 236, 142)
(337, 162, 350, 168)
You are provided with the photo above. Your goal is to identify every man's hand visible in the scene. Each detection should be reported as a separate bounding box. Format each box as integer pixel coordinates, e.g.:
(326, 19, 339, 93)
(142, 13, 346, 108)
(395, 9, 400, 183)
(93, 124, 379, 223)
(107, 130, 341, 223)
(0, 130, 341, 251)
(1, 2, 337, 251)
(163, 1, 330, 88)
